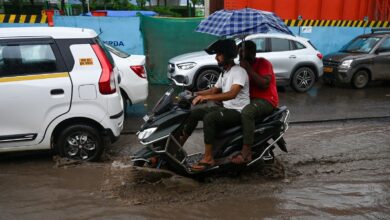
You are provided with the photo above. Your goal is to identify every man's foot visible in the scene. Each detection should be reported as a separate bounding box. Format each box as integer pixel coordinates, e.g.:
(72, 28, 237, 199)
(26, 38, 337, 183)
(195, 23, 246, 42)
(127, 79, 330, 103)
(191, 160, 215, 172)
(231, 152, 252, 164)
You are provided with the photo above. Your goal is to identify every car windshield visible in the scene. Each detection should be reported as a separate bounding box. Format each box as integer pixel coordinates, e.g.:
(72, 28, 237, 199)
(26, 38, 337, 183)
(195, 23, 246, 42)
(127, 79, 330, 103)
(104, 43, 130, 58)
(340, 37, 381, 53)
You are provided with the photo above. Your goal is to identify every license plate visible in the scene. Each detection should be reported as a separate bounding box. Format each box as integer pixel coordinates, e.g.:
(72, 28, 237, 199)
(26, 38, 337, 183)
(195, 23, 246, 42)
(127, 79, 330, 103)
(143, 115, 150, 122)
(324, 67, 333, 73)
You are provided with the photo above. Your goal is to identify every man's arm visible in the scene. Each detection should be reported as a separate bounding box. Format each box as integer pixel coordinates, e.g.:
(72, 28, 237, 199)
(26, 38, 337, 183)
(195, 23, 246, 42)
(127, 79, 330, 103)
(240, 60, 271, 89)
(194, 87, 221, 96)
(192, 84, 241, 105)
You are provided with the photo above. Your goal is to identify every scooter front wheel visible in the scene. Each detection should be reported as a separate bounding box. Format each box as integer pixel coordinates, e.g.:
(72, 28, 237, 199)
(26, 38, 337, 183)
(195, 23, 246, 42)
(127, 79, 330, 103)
(132, 156, 160, 168)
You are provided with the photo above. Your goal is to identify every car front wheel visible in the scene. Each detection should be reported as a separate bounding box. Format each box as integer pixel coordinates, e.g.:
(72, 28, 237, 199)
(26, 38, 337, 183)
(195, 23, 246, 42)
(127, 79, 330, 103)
(291, 67, 316, 92)
(351, 70, 369, 89)
(195, 69, 220, 91)
(57, 124, 104, 161)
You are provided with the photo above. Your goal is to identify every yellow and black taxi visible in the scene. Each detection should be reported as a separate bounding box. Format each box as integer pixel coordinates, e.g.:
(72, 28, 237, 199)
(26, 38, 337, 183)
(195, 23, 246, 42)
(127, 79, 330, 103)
(0, 27, 124, 161)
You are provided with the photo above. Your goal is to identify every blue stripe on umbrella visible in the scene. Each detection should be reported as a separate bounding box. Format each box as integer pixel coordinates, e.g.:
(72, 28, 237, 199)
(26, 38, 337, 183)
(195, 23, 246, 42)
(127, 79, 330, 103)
(196, 8, 293, 37)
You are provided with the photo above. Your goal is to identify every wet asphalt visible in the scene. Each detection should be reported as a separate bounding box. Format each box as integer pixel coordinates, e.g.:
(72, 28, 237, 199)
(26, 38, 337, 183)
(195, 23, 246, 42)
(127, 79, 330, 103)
(0, 80, 389, 219)
(123, 80, 390, 133)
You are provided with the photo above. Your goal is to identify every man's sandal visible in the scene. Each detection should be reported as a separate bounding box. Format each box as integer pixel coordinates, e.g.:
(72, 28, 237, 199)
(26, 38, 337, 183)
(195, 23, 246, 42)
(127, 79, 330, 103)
(231, 152, 252, 164)
(190, 162, 215, 172)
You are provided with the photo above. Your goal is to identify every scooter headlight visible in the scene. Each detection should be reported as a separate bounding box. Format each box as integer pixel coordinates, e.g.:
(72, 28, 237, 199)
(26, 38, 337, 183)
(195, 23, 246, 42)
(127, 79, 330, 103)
(138, 127, 157, 140)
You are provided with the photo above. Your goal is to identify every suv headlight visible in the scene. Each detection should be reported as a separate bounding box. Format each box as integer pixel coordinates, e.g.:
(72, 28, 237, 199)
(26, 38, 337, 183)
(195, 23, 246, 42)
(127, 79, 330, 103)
(177, 62, 196, 70)
(339, 59, 353, 69)
(138, 127, 157, 140)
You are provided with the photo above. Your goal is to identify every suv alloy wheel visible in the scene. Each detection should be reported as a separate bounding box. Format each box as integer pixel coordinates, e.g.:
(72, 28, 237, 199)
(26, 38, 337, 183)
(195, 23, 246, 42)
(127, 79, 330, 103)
(291, 67, 316, 92)
(195, 69, 220, 91)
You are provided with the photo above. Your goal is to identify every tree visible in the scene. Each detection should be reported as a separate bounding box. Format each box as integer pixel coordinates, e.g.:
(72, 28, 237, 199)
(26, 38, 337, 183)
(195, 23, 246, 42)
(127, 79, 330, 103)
(80, 0, 88, 15)
(136, 0, 146, 8)
(11, 0, 21, 13)
(60, 0, 65, 13)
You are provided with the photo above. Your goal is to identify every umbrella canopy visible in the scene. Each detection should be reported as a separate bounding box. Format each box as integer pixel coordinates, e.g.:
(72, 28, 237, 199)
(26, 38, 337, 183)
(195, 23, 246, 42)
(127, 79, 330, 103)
(196, 8, 293, 37)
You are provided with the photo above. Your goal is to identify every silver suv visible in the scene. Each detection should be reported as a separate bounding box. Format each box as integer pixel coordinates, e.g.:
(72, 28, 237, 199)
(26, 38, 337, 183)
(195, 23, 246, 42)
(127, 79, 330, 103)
(168, 33, 324, 92)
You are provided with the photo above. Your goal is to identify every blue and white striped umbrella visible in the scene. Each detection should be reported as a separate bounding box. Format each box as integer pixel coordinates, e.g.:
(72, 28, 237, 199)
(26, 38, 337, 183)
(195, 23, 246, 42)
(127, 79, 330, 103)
(196, 8, 293, 37)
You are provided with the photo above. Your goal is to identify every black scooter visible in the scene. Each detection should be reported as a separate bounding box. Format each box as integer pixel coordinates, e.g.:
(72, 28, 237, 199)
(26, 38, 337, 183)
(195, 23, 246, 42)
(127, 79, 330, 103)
(131, 87, 290, 178)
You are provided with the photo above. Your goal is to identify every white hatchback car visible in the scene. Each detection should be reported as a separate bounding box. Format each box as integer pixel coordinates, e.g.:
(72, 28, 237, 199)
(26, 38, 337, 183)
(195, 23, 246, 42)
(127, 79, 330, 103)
(105, 44, 148, 114)
(168, 33, 324, 92)
(0, 27, 124, 161)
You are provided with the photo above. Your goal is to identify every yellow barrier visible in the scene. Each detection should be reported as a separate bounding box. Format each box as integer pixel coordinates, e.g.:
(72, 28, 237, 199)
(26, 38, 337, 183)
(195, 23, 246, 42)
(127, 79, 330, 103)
(0, 14, 47, 23)
(284, 19, 390, 27)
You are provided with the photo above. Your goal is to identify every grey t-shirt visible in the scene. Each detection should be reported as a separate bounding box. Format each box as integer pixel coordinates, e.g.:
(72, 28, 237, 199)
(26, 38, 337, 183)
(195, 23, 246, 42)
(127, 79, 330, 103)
(214, 65, 250, 111)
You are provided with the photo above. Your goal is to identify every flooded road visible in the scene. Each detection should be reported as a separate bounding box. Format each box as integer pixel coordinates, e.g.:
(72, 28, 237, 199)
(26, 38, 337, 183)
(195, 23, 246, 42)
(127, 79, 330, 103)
(1, 83, 390, 219)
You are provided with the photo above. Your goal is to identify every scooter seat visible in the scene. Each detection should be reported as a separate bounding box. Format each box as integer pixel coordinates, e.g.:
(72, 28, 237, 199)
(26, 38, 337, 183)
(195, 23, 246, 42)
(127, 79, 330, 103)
(215, 106, 287, 139)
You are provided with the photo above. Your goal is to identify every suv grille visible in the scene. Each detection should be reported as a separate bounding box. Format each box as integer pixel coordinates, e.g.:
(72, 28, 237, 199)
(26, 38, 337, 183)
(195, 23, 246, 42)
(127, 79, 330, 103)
(323, 60, 340, 67)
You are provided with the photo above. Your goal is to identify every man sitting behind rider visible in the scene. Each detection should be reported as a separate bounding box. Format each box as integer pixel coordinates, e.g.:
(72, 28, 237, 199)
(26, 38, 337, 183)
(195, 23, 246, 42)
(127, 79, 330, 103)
(181, 39, 250, 171)
(231, 40, 279, 164)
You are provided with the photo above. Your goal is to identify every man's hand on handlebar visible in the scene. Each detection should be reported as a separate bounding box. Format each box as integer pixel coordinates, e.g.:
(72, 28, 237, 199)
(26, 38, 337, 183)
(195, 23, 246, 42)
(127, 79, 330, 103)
(192, 95, 208, 105)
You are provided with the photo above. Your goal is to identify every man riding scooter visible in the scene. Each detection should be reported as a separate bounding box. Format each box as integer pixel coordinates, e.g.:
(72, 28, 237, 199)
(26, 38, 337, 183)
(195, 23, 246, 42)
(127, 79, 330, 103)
(231, 40, 279, 164)
(179, 39, 250, 171)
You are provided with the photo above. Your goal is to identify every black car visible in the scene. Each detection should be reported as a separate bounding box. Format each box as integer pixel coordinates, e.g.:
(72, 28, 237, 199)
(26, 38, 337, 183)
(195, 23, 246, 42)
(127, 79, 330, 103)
(323, 28, 390, 88)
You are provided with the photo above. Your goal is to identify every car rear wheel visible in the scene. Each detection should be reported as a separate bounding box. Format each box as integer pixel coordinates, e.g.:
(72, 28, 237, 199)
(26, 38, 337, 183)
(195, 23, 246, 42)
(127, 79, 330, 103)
(291, 67, 316, 92)
(121, 91, 130, 118)
(351, 70, 369, 89)
(195, 69, 220, 91)
(57, 124, 103, 161)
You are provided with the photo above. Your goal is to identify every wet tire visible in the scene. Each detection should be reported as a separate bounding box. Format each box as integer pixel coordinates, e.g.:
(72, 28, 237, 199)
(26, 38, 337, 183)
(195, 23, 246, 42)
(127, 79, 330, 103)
(121, 91, 130, 118)
(195, 69, 220, 91)
(351, 70, 369, 89)
(291, 67, 316, 92)
(260, 158, 285, 179)
(57, 124, 103, 162)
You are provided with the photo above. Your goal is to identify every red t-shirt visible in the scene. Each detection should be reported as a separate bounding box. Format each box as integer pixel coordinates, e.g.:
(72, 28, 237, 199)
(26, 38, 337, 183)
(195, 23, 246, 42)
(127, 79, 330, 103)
(249, 58, 279, 108)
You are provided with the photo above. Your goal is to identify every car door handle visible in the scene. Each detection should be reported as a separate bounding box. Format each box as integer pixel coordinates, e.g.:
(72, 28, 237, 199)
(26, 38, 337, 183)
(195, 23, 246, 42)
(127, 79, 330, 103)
(289, 55, 297, 59)
(50, 89, 64, 95)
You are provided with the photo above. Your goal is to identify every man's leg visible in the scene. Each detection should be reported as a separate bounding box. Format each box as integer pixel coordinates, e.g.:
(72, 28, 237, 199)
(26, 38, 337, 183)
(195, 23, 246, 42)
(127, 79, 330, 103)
(234, 99, 274, 163)
(181, 106, 219, 143)
(192, 107, 242, 170)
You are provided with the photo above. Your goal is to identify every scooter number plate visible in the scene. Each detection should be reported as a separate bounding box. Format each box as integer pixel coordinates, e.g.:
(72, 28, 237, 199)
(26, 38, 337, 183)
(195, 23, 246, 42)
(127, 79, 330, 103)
(143, 114, 150, 122)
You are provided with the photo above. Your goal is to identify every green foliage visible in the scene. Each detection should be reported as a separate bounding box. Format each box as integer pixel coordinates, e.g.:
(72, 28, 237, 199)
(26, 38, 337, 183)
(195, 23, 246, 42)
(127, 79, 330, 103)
(90, 0, 139, 10)
(136, 0, 147, 9)
(152, 6, 181, 17)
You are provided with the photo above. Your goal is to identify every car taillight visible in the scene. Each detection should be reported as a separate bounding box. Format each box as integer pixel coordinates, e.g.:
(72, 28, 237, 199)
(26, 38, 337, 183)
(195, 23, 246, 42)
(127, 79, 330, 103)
(317, 53, 323, 60)
(130, 65, 146, 78)
(92, 44, 116, 95)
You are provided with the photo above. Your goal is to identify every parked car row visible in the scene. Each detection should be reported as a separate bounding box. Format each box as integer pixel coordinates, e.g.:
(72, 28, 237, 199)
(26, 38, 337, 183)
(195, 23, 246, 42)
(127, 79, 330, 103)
(168, 29, 390, 91)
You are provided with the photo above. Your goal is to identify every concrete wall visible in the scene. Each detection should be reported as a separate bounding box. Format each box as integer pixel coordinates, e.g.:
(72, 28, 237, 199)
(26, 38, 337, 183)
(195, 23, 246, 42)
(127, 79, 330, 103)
(54, 16, 144, 55)
(0, 17, 372, 56)
(289, 27, 368, 55)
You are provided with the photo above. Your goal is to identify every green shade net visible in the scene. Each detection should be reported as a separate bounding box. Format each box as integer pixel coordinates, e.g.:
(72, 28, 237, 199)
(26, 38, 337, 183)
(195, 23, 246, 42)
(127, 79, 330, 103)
(140, 15, 218, 84)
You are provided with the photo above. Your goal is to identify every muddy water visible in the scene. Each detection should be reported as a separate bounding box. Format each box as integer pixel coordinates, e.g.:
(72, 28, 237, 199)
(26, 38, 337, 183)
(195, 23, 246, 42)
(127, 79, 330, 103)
(1, 118, 389, 219)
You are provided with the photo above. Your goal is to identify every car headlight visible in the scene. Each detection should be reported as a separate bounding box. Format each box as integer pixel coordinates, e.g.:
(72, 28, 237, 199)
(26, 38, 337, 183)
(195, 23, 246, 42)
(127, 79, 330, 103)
(339, 59, 353, 69)
(177, 62, 196, 70)
(137, 127, 157, 140)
